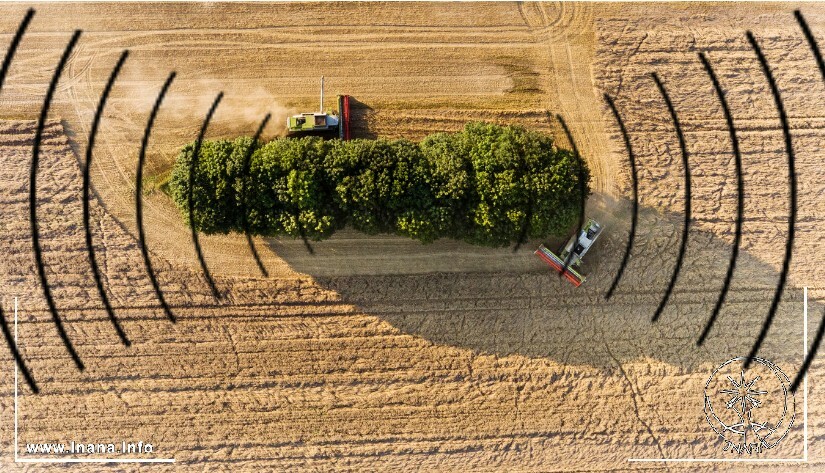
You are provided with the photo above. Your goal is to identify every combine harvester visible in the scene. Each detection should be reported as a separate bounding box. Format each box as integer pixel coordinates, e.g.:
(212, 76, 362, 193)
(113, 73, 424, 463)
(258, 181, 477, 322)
(535, 219, 603, 287)
(286, 76, 351, 140)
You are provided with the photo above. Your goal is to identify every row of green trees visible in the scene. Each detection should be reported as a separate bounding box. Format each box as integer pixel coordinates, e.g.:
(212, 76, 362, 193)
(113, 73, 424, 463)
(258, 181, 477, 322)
(168, 122, 589, 247)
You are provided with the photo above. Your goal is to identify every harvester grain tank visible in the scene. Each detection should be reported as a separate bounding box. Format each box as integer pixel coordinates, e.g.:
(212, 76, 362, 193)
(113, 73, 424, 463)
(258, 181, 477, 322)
(535, 218, 603, 287)
(286, 76, 351, 140)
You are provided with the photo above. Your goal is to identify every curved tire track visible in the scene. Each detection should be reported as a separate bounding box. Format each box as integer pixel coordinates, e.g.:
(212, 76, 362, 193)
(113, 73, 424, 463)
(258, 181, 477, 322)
(83, 49, 130, 346)
(30, 29, 85, 371)
(136, 72, 177, 322)
(0, 8, 39, 394)
(650, 72, 692, 323)
(744, 31, 797, 369)
(603, 93, 638, 300)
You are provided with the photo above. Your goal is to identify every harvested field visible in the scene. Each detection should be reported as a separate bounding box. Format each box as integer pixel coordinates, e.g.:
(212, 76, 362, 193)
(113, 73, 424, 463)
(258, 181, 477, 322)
(0, 2, 823, 471)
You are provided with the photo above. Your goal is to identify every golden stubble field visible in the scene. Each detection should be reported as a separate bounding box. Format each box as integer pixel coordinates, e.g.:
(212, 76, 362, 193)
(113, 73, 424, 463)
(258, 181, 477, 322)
(0, 2, 823, 471)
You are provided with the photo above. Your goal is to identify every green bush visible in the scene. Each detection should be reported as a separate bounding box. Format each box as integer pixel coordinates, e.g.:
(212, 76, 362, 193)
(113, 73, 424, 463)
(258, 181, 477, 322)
(169, 122, 589, 247)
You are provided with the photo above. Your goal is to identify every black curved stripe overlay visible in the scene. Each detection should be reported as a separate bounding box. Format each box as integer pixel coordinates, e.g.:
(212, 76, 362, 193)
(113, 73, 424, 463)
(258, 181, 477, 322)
(0, 305, 38, 393)
(792, 9, 825, 392)
(650, 72, 692, 323)
(0, 8, 39, 393)
(744, 32, 797, 369)
(512, 203, 532, 252)
(512, 201, 533, 253)
(0, 8, 32, 88)
(31, 30, 85, 371)
(555, 114, 587, 277)
(136, 72, 177, 322)
(792, 309, 825, 393)
(603, 93, 639, 300)
(696, 52, 745, 346)
(189, 92, 224, 300)
(512, 113, 543, 254)
(84, 50, 130, 346)
(240, 113, 271, 277)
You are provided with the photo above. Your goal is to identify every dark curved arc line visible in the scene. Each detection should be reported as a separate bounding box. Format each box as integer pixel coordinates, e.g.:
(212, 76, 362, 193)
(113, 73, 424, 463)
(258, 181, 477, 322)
(796, 10, 825, 78)
(31, 30, 85, 371)
(292, 178, 315, 254)
(512, 201, 532, 253)
(791, 308, 825, 393)
(696, 53, 744, 345)
(299, 227, 315, 255)
(188, 92, 224, 300)
(555, 114, 587, 277)
(0, 304, 38, 393)
(603, 93, 639, 300)
(136, 72, 176, 322)
(83, 50, 130, 346)
(650, 72, 692, 323)
(512, 114, 539, 253)
(744, 31, 796, 370)
(245, 234, 268, 276)
(792, 9, 825, 388)
(0, 8, 33, 90)
(0, 8, 38, 394)
(240, 113, 271, 277)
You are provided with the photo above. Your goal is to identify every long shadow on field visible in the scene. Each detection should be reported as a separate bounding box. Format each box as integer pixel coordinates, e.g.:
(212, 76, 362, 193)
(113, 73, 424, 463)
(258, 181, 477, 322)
(274, 192, 812, 375)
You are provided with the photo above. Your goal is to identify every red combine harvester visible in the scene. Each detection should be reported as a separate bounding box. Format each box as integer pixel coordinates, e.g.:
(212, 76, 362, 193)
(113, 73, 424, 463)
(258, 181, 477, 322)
(535, 219, 603, 287)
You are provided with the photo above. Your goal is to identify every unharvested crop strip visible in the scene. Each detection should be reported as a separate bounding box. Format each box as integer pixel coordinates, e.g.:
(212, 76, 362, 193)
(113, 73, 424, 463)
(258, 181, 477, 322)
(30, 30, 85, 371)
(240, 113, 272, 277)
(0, 8, 39, 393)
(555, 114, 586, 278)
(696, 52, 744, 345)
(744, 31, 796, 369)
(136, 72, 177, 322)
(84, 50, 130, 346)
(603, 93, 638, 300)
(189, 92, 224, 300)
(650, 72, 691, 323)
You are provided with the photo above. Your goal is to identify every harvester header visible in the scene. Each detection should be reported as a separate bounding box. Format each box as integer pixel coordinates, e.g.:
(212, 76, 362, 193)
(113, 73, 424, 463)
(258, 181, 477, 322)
(535, 219, 603, 287)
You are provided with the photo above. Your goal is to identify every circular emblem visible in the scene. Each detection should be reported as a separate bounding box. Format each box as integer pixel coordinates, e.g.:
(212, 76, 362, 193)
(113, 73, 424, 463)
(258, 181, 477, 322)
(703, 356, 795, 453)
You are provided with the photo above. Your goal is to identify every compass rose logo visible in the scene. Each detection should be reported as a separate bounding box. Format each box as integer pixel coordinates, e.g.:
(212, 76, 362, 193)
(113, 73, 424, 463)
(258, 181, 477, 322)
(704, 356, 795, 454)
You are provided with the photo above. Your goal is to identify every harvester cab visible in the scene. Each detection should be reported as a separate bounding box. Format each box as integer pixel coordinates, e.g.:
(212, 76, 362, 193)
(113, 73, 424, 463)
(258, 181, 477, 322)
(286, 76, 351, 140)
(535, 219, 603, 287)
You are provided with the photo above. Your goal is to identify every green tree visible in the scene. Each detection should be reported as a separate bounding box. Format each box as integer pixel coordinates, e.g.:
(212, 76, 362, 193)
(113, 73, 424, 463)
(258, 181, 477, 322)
(419, 131, 472, 239)
(244, 137, 337, 240)
(169, 139, 243, 234)
(168, 122, 589, 247)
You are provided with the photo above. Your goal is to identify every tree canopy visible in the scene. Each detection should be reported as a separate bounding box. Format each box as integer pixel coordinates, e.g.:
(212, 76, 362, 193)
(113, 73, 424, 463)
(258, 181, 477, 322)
(168, 122, 589, 247)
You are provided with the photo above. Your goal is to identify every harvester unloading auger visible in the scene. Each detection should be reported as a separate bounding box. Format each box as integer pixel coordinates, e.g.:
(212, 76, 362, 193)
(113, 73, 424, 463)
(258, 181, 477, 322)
(286, 76, 351, 140)
(535, 219, 603, 287)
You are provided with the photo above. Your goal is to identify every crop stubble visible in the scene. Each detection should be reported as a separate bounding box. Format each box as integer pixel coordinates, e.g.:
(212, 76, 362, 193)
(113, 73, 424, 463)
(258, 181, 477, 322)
(0, 2, 823, 471)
